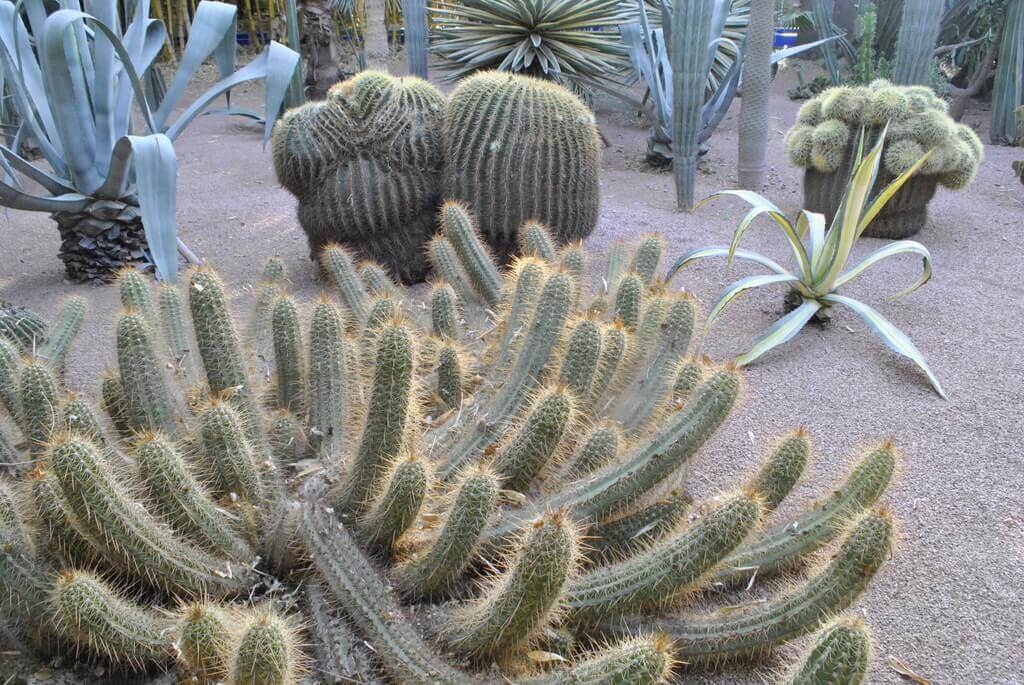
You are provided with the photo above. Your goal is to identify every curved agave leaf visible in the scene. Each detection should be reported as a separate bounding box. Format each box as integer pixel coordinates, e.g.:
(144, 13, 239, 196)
(856, 149, 935, 239)
(0, 181, 90, 212)
(124, 134, 178, 283)
(822, 294, 945, 399)
(666, 246, 792, 282)
(831, 241, 933, 302)
(796, 209, 827, 268)
(705, 273, 801, 331)
(734, 298, 823, 367)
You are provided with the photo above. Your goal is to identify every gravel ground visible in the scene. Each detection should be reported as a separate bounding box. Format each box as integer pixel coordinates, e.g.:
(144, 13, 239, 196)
(1, 61, 1021, 684)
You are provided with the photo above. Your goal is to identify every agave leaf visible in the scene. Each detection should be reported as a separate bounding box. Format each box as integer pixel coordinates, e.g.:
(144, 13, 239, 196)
(705, 273, 801, 331)
(822, 294, 945, 398)
(797, 210, 827, 268)
(0, 145, 76, 195)
(666, 246, 792, 282)
(0, 178, 90, 212)
(124, 134, 178, 283)
(734, 298, 823, 367)
(856, 149, 934, 239)
(831, 241, 933, 301)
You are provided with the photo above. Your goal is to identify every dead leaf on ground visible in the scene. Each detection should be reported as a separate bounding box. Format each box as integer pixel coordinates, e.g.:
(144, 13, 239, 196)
(887, 655, 932, 684)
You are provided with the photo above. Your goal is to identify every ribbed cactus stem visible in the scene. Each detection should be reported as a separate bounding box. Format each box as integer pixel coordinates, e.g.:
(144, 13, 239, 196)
(118, 269, 156, 325)
(302, 505, 477, 684)
(450, 512, 578, 661)
(586, 491, 691, 561)
(717, 443, 897, 585)
(29, 469, 105, 567)
(117, 309, 178, 434)
(100, 371, 132, 440)
(134, 434, 253, 561)
(436, 343, 464, 410)
(429, 283, 460, 339)
(272, 295, 304, 412)
(428, 236, 480, 307)
(442, 202, 503, 307)
(0, 337, 18, 414)
(490, 257, 547, 375)
(628, 508, 894, 663)
(521, 221, 558, 262)
(671, 358, 705, 406)
(197, 400, 266, 507)
(48, 435, 251, 596)
(361, 454, 429, 550)
(603, 241, 630, 292)
(438, 272, 571, 479)
(786, 614, 873, 685)
(230, 609, 302, 685)
(360, 261, 402, 299)
(158, 283, 193, 373)
(750, 430, 811, 511)
(566, 492, 762, 624)
(557, 422, 621, 484)
(585, 323, 628, 413)
(307, 298, 347, 456)
(177, 602, 234, 684)
(393, 466, 500, 598)
(613, 274, 643, 330)
(17, 359, 58, 454)
(60, 395, 108, 448)
(38, 295, 86, 371)
(892, 0, 944, 86)
(526, 634, 675, 685)
(492, 386, 575, 492)
(51, 570, 173, 667)
(337, 322, 414, 515)
(628, 235, 664, 285)
(0, 524, 50, 629)
(559, 318, 602, 400)
(268, 410, 306, 465)
(671, 0, 717, 209)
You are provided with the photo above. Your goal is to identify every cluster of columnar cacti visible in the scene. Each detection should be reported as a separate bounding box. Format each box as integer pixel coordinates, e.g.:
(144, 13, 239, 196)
(273, 71, 601, 281)
(0, 209, 899, 684)
(786, 80, 983, 238)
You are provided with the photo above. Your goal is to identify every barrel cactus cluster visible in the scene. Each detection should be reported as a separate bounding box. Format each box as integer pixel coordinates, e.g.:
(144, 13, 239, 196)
(272, 71, 601, 282)
(785, 80, 983, 238)
(0, 211, 895, 684)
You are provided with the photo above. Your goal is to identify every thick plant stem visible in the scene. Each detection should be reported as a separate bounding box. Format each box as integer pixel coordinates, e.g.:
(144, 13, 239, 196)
(892, 0, 944, 86)
(672, 0, 716, 210)
(737, 0, 773, 189)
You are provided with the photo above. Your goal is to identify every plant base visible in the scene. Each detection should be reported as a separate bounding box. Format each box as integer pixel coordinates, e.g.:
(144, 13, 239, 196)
(51, 198, 149, 283)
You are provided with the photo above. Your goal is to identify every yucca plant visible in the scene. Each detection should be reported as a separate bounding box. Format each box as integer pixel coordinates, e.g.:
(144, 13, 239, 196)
(430, 0, 634, 89)
(0, 206, 902, 683)
(0, 0, 299, 283)
(669, 128, 945, 398)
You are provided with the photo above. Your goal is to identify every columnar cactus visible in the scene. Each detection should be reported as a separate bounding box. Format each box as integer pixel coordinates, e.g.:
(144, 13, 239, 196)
(272, 71, 446, 283)
(786, 81, 983, 238)
(0, 215, 903, 684)
(443, 72, 601, 262)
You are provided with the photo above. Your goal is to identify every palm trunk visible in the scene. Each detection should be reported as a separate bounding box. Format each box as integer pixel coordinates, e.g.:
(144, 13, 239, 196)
(51, 196, 148, 283)
(363, 0, 389, 71)
(298, 0, 344, 99)
(737, 0, 773, 190)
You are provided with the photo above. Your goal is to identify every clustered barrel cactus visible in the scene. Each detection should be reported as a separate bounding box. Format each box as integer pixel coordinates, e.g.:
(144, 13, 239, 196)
(273, 71, 601, 281)
(1, 209, 895, 684)
(785, 80, 983, 239)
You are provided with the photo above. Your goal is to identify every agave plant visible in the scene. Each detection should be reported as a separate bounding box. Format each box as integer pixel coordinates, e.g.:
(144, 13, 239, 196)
(430, 0, 634, 87)
(0, 0, 299, 283)
(668, 128, 945, 398)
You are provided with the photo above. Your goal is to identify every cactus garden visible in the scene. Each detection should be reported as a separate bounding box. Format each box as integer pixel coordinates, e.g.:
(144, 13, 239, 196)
(1, 2, 1022, 685)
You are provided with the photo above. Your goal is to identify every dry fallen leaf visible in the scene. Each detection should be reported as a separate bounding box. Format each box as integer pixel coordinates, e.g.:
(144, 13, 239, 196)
(527, 650, 567, 664)
(887, 655, 932, 684)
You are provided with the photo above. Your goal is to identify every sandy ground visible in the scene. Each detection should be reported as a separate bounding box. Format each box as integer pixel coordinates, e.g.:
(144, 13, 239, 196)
(1, 59, 1022, 684)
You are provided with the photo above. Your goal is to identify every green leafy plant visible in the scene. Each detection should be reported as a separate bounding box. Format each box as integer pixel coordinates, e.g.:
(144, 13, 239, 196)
(0, 208, 901, 682)
(0, 0, 299, 283)
(430, 0, 633, 89)
(669, 129, 945, 398)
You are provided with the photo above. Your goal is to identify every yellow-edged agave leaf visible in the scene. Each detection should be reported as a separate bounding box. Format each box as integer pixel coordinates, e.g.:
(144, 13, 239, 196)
(734, 299, 823, 367)
(821, 294, 945, 398)
(697, 190, 811, 280)
(706, 273, 802, 331)
(666, 246, 792, 282)
(856, 149, 934, 239)
(831, 241, 933, 300)
(797, 210, 827, 268)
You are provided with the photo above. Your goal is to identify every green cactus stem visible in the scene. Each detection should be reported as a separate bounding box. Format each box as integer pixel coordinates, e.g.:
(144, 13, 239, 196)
(786, 614, 872, 685)
(450, 512, 578, 662)
(197, 400, 267, 507)
(60, 395, 108, 449)
(565, 492, 762, 624)
(272, 295, 305, 413)
(489, 257, 548, 375)
(430, 282, 460, 339)
(307, 298, 347, 456)
(361, 454, 429, 550)
(38, 295, 86, 371)
(158, 283, 193, 374)
(521, 221, 558, 262)
(267, 410, 306, 465)
(429, 236, 481, 308)
(0, 523, 50, 630)
(585, 491, 691, 561)
(436, 343, 464, 410)
(749, 430, 811, 512)
(559, 318, 602, 400)
(117, 269, 157, 324)
(716, 443, 897, 586)
(17, 359, 59, 455)
(99, 371, 133, 441)
(393, 466, 500, 598)
(584, 323, 628, 414)
(0, 337, 19, 414)
(230, 609, 303, 685)
(618, 508, 894, 664)
(321, 244, 371, 324)
(628, 235, 664, 285)
(556, 422, 621, 484)
(361, 261, 402, 300)
(525, 634, 675, 685)
(51, 570, 173, 668)
(442, 201, 503, 307)
(613, 274, 643, 330)
(117, 309, 178, 435)
(492, 386, 575, 492)
(177, 602, 235, 684)
(337, 321, 414, 515)
(671, 359, 705, 406)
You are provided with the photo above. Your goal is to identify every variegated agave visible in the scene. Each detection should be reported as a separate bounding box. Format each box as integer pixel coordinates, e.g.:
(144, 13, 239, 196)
(430, 0, 633, 88)
(0, 0, 299, 283)
(669, 129, 945, 398)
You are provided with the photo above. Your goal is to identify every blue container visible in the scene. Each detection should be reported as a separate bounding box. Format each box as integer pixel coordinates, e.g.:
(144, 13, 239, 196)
(774, 29, 799, 48)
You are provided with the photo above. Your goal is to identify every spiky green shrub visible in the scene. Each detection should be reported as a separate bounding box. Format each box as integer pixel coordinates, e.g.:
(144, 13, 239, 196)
(271, 70, 445, 283)
(785, 80, 984, 238)
(443, 72, 601, 262)
(0, 214, 902, 684)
